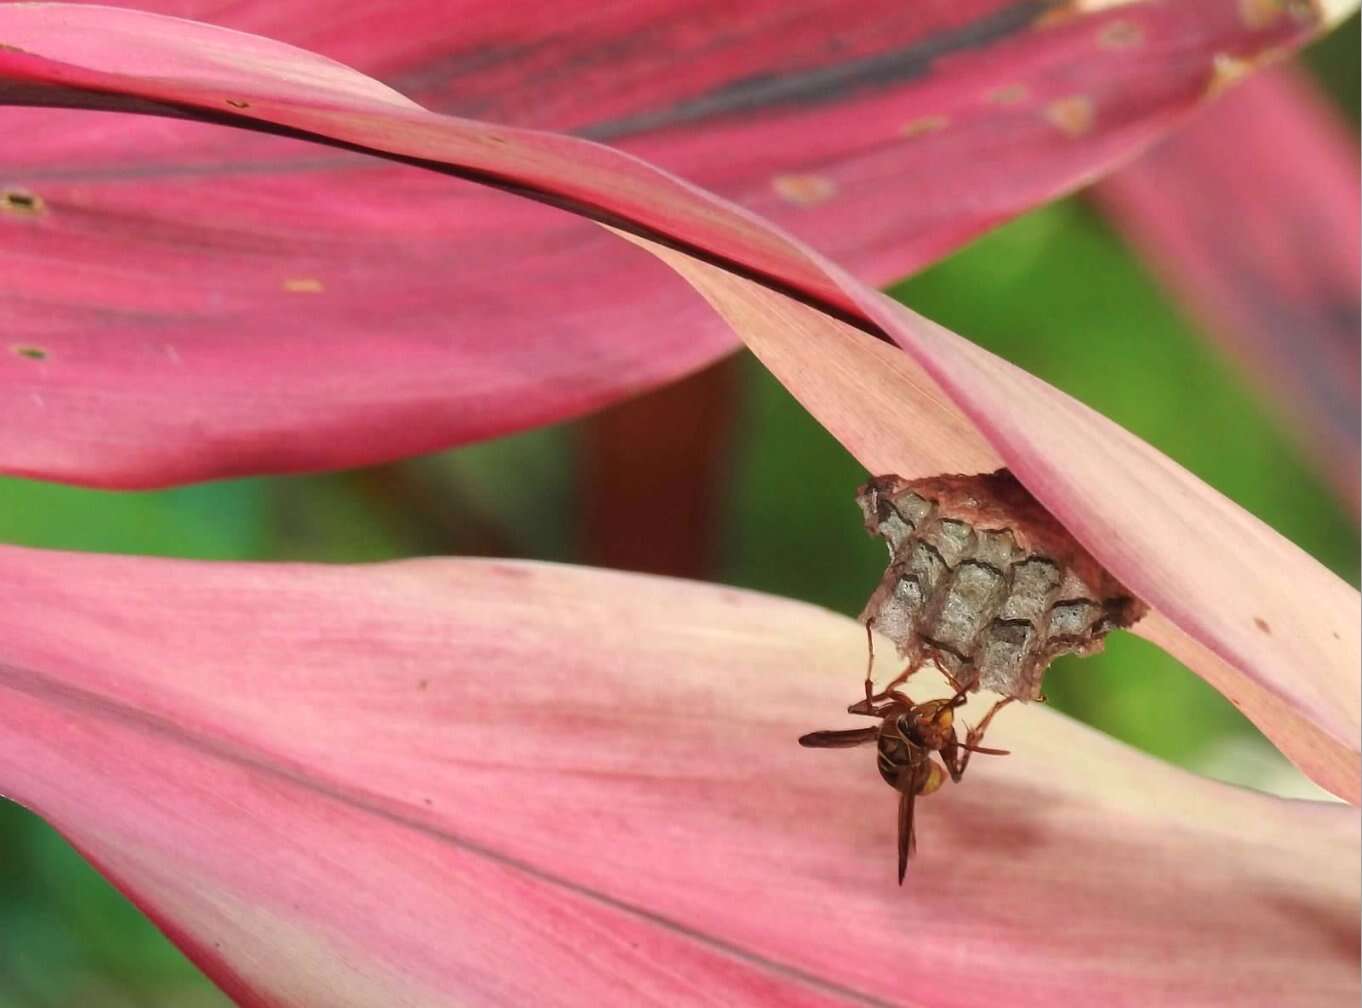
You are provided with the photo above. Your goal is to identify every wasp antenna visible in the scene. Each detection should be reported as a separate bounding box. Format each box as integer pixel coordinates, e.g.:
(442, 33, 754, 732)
(963, 743, 1010, 756)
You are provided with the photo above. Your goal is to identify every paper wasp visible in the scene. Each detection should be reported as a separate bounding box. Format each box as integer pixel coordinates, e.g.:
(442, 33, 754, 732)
(799, 631, 1013, 884)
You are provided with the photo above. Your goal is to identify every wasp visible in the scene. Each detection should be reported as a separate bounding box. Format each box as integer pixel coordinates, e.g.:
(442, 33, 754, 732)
(800, 654, 1013, 884)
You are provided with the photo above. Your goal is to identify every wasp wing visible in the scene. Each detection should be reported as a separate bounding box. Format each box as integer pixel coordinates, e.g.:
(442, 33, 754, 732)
(798, 727, 879, 748)
(896, 786, 916, 885)
(895, 758, 938, 885)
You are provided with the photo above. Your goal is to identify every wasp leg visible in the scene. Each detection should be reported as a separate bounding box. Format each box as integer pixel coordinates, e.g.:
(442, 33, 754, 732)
(862, 620, 876, 704)
(945, 683, 971, 709)
(850, 686, 921, 716)
(966, 696, 1015, 745)
(879, 655, 926, 695)
(846, 685, 924, 719)
(846, 698, 900, 719)
(942, 697, 1015, 782)
(937, 662, 980, 697)
(863, 621, 934, 703)
(855, 659, 925, 717)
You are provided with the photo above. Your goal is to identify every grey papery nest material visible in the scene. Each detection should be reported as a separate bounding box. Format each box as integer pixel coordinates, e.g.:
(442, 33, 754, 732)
(857, 470, 1147, 701)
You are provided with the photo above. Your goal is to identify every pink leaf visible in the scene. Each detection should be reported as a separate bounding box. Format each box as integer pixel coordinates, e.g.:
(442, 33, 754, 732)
(617, 235, 1360, 801)
(0, 5, 1355, 793)
(1095, 66, 1361, 514)
(0, 548, 1356, 1005)
(0, 1, 1330, 485)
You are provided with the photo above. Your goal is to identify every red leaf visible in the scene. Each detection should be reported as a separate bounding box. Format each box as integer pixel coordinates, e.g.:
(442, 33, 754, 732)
(1094, 65, 1361, 514)
(0, 2, 1355, 793)
(0, 0, 1329, 485)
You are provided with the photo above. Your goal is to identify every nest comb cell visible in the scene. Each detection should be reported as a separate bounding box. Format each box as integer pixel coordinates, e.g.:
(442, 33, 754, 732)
(857, 470, 1147, 701)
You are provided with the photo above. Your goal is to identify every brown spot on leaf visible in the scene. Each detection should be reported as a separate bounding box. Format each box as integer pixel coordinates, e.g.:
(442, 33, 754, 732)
(11, 345, 47, 361)
(1238, 0, 1311, 27)
(417, 678, 429, 690)
(1045, 95, 1095, 137)
(771, 173, 837, 206)
(2, 188, 44, 217)
(1038, 2, 1144, 29)
(1254, 617, 1272, 635)
(0, 43, 26, 53)
(1240, 0, 1283, 25)
(225, 98, 251, 109)
(282, 277, 325, 294)
(988, 84, 1029, 106)
(900, 115, 949, 138)
(1098, 20, 1144, 49)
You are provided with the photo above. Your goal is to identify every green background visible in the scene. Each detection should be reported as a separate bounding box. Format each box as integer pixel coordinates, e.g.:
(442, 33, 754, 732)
(0, 25, 1356, 1006)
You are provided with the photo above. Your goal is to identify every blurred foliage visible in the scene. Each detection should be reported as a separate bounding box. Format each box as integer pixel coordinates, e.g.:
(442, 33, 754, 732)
(1303, 12, 1360, 121)
(0, 36, 1357, 1008)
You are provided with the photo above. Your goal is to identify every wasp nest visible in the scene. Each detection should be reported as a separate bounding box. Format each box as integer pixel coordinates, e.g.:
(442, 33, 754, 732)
(858, 470, 1146, 701)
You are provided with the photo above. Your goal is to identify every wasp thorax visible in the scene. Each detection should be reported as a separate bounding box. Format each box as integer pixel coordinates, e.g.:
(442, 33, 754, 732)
(858, 470, 1146, 701)
(909, 699, 955, 751)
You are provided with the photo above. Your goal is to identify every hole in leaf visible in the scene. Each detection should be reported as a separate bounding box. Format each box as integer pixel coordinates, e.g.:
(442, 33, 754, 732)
(2, 188, 44, 216)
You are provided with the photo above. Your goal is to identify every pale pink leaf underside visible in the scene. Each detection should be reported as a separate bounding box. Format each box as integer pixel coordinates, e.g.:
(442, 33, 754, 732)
(0, 549, 1355, 1006)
